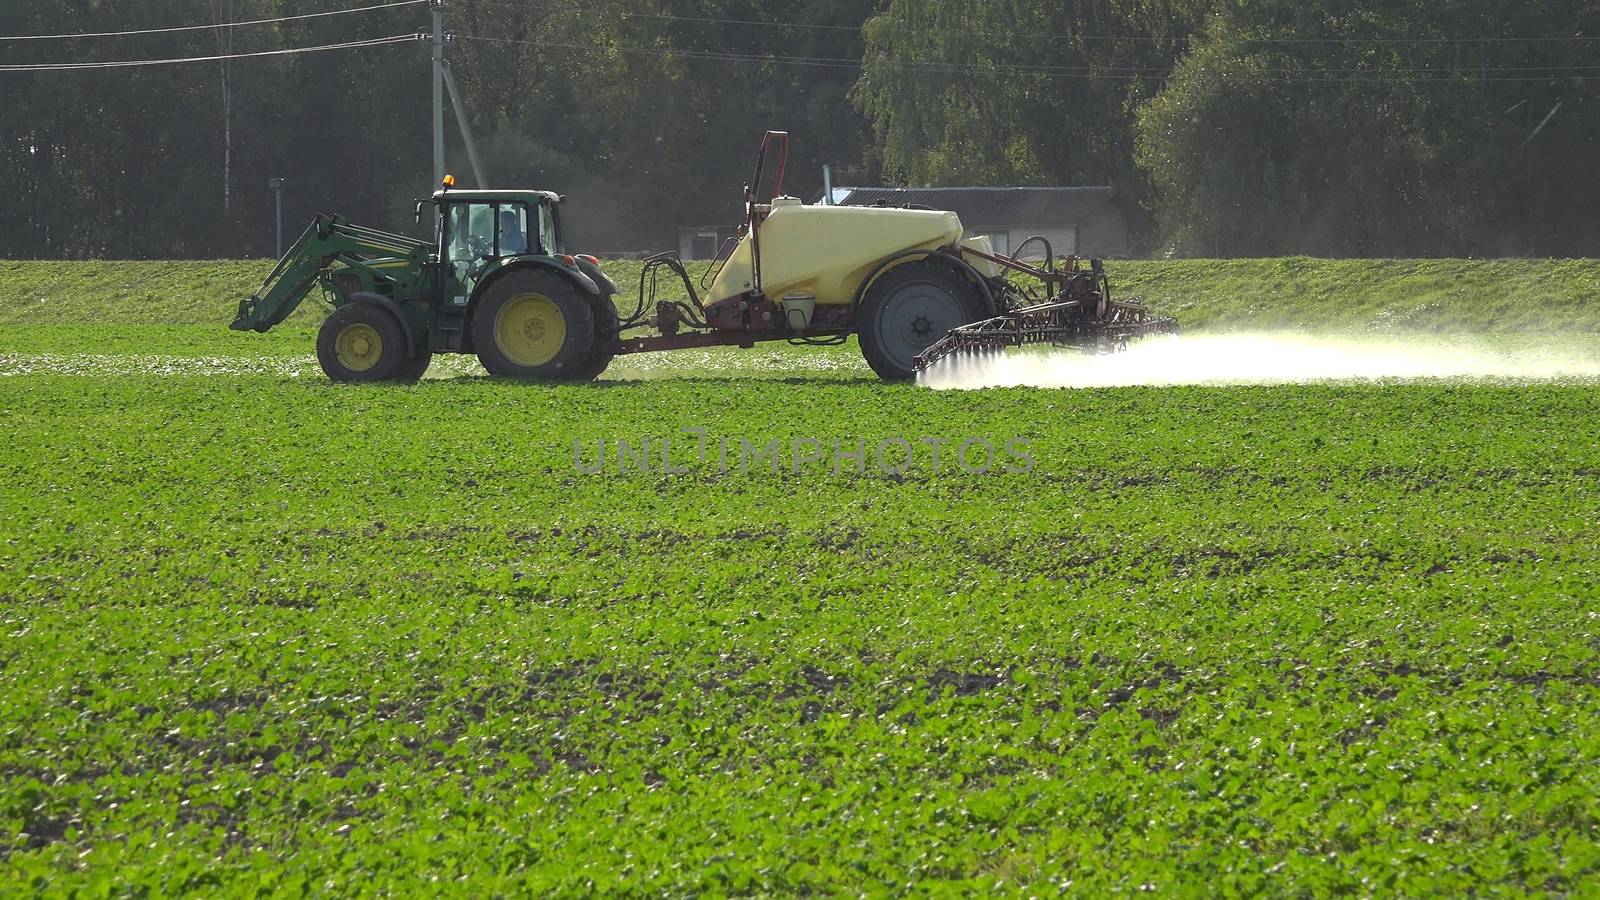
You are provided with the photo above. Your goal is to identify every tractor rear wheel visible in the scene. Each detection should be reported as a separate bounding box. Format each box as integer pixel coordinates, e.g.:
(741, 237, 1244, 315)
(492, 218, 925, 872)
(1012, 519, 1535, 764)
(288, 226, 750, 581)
(316, 303, 409, 383)
(858, 261, 984, 381)
(571, 295, 619, 381)
(471, 269, 595, 379)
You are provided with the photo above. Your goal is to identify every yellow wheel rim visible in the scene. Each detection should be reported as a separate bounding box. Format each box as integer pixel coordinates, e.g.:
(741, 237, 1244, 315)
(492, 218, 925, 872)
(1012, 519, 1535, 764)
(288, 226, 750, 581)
(494, 293, 566, 367)
(334, 322, 383, 372)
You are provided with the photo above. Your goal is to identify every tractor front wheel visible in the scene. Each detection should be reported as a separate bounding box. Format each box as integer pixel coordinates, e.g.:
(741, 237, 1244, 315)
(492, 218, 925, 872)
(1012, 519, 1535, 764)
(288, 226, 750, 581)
(316, 303, 410, 383)
(471, 270, 595, 379)
(858, 262, 984, 381)
(399, 346, 433, 382)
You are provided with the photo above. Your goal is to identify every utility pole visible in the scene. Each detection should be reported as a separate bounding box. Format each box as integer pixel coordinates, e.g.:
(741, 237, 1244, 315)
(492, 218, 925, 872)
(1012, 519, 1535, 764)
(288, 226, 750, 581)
(267, 177, 285, 257)
(431, 0, 445, 186)
(211, 0, 234, 214)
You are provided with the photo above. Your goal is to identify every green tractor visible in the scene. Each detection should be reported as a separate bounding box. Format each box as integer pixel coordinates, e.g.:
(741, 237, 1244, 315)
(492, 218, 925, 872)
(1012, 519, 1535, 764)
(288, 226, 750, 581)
(231, 181, 619, 382)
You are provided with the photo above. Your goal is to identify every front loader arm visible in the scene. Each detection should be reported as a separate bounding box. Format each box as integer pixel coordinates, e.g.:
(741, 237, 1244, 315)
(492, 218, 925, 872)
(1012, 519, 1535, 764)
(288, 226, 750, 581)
(230, 214, 430, 332)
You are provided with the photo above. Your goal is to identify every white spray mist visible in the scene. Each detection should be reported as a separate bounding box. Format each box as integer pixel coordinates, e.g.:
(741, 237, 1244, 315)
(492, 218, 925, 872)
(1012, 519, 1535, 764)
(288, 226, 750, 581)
(917, 333, 1600, 390)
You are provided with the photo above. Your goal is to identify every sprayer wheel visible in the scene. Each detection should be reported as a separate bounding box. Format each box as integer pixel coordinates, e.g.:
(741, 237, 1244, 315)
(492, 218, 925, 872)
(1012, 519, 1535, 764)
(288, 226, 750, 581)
(858, 262, 984, 381)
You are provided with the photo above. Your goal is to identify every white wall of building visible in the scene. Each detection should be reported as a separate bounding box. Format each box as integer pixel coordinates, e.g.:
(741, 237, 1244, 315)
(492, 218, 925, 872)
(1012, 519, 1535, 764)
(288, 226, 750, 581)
(1078, 205, 1132, 257)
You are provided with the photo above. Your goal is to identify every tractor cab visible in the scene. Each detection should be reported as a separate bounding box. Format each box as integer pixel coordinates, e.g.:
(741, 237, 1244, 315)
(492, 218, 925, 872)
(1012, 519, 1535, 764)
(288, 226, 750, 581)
(426, 187, 564, 301)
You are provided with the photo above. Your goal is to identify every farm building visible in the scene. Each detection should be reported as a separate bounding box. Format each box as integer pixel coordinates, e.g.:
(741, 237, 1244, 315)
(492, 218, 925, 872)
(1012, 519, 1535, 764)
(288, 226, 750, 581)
(676, 224, 743, 262)
(826, 186, 1143, 259)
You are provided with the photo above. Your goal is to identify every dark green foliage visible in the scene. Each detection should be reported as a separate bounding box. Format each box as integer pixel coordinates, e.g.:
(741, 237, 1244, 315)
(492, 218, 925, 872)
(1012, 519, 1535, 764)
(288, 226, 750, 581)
(1135, 0, 1600, 257)
(0, 0, 877, 258)
(4, 1, 1598, 259)
(855, 0, 1203, 189)
(1, 0, 434, 258)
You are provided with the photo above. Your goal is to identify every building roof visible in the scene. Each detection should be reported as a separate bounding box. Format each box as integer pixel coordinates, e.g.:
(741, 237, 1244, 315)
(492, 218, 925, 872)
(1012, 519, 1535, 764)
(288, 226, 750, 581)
(826, 186, 1123, 228)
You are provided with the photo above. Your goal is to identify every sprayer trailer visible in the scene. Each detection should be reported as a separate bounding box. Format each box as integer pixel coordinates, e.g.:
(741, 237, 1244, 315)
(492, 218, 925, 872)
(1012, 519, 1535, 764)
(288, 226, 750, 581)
(230, 132, 1176, 382)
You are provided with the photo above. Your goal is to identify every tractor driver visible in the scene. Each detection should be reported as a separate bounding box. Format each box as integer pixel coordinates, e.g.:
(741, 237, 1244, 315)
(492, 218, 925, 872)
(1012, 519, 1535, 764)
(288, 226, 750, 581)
(499, 209, 528, 255)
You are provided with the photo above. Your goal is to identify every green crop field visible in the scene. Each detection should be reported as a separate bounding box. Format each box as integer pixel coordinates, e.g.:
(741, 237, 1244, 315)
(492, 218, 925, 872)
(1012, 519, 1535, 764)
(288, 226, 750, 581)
(2, 259, 1599, 894)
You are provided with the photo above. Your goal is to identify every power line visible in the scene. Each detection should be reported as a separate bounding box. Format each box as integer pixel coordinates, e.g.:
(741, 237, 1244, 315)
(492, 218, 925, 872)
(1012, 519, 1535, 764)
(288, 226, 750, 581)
(456, 33, 1170, 76)
(0, 0, 426, 42)
(1201, 32, 1600, 46)
(459, 0, 1600, 47)
(454, 34, 1600, 84)
(0, 35, 416, 72)
(453, 34, 1150, 78)
(640, 11, 1600, 45)
(463, 0, 1151, 43)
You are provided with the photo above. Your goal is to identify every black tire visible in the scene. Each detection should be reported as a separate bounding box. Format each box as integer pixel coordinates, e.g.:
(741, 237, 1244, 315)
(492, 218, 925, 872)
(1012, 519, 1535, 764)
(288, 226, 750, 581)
(316, 303, 409, 383)
(857, 262, 984, 381)
(571, 294, 619, 381)
(470, 269, 595, 379)
(398, 346, 433, 382)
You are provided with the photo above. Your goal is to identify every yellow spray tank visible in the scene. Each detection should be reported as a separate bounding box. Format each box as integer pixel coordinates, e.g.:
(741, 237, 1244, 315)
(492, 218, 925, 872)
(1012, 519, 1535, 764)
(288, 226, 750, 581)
(685, 188, 1002, 377)
(704, 198, 981, 307)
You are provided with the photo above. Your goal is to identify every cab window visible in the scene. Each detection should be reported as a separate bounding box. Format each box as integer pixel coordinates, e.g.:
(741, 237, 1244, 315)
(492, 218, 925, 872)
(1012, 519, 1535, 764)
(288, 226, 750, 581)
(537, 203, 559, 255)
(448, 202, 537, 266)
(498, 205, 531, 255)
(447, 203, 490, 266)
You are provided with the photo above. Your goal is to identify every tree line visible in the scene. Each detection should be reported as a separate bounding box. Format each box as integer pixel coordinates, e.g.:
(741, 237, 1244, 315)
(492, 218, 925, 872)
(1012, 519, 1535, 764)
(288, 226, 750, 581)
(3, 0, 1597, 259)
